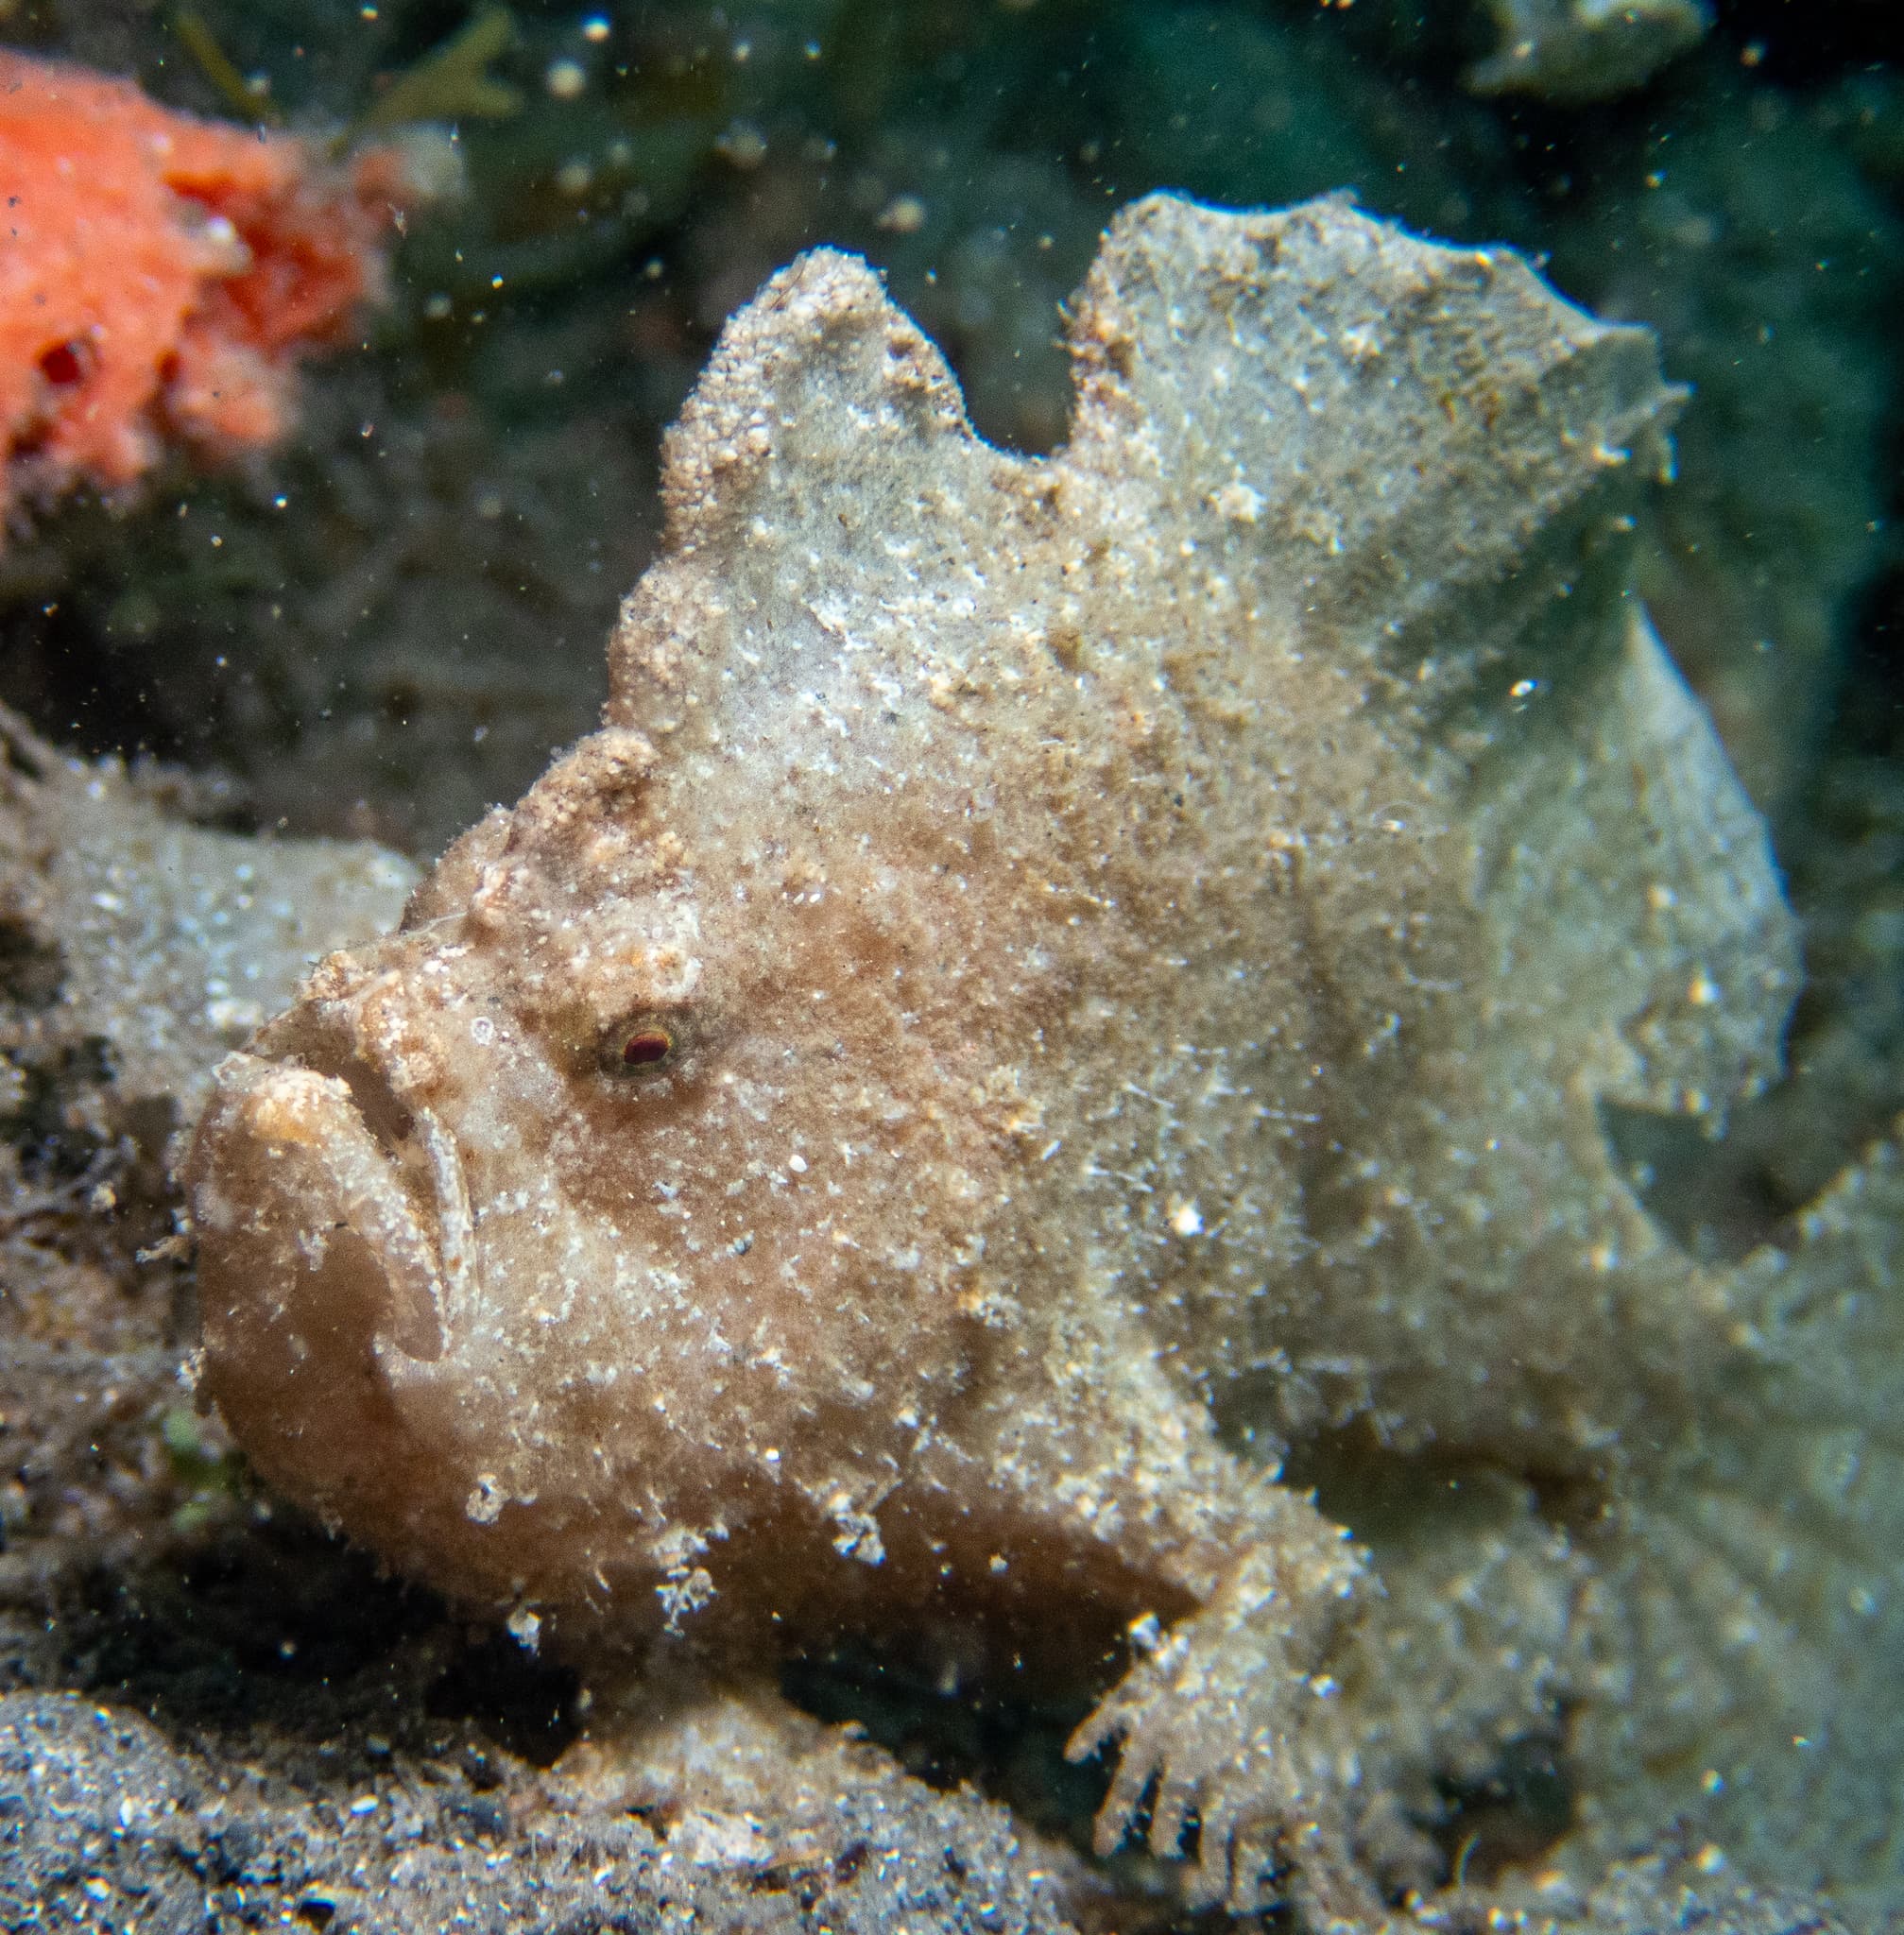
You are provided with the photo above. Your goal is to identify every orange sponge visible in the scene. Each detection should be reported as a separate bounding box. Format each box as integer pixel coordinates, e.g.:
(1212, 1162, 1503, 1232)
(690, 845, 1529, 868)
(0, 47, 404, 535)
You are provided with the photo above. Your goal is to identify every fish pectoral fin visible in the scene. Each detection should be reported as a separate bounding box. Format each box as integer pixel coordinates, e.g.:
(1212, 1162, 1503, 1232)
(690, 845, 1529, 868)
(1066, 1522, 1364, 1911)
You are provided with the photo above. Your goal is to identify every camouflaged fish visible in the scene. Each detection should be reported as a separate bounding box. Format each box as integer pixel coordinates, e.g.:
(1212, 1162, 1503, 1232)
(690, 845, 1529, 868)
(193, 196, 1901, 1913)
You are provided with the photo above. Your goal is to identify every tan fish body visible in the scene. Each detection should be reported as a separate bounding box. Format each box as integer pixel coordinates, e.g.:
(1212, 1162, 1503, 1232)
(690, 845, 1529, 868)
(188, 196, 1827, 1908)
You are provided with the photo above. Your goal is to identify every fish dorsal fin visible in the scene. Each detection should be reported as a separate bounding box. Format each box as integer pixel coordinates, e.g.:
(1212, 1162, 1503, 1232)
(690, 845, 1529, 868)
(612, 195, 1680, 721)
(605, 193, 1789, 1136)
(657, 247, 980, 556)
(1060, 193, 1680, 664)
(609, 246, 1014, 725)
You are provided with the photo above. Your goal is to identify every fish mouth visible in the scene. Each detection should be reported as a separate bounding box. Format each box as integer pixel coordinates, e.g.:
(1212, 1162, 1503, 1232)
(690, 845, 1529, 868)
(248, 1015, 480, 1363)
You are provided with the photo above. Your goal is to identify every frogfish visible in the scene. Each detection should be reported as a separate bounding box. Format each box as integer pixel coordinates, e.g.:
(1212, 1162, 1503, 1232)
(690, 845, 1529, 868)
(188, 195, 1904, 1914)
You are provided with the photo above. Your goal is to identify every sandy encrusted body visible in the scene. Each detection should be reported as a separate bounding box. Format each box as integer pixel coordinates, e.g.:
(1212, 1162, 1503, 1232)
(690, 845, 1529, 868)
(188, 197, 1896, 1912)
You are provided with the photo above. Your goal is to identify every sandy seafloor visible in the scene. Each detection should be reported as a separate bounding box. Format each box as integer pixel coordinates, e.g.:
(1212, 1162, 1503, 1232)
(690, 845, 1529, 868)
(1, 3, 1902, 1930)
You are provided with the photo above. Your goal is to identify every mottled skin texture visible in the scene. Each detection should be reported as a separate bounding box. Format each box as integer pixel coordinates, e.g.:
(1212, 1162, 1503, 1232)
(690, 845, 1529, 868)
(189, 197, 1820, 1910)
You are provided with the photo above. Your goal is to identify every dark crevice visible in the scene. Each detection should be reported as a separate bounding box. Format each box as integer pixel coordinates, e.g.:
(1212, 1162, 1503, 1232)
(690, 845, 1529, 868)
(424, 1632, 582, 1768)
(1598, 1096, 1794, 1263)
(1429, 1733, 1575, 1889)
(0, 914, 64, 1011)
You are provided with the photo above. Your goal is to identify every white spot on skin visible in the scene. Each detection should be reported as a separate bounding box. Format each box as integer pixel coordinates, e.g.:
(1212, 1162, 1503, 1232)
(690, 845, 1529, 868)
(832, 1509, 885, 1565)
(658, 1567, 716, 1630)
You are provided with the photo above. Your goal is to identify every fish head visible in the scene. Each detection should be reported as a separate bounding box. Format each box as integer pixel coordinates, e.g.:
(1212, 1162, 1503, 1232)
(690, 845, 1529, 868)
(186, 727, 998, 1600)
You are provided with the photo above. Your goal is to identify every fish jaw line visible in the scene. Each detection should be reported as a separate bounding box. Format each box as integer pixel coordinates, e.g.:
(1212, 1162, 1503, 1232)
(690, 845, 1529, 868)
(197, 1047, 454, 1365)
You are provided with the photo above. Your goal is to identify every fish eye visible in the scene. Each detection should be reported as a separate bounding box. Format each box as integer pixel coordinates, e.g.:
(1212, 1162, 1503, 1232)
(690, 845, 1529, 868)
(603, 1014, 683, 1078)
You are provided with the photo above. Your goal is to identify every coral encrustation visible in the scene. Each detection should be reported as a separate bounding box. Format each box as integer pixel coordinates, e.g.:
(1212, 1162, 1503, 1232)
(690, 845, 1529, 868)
(0, 47, 408, 537)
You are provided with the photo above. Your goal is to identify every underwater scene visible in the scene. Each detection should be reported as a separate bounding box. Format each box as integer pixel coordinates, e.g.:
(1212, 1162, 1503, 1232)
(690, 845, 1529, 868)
(1, 3, 1901, 1930)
